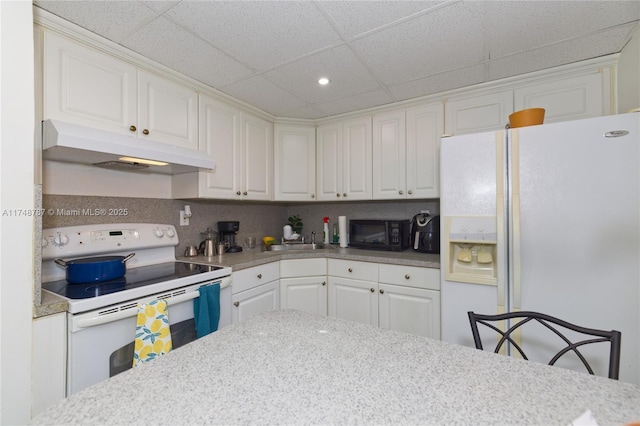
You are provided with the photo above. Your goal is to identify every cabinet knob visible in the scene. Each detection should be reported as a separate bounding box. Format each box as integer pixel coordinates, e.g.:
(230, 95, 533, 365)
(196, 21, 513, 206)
(236, 191, 241, 196)
(129, 125, 137, 132)
(336, 193, 341, 197)
(142, 129, 149, 135)
(243, 191, 248, 196)
(399, 190, 404, 195)
(405, 274, 410, 280)
(370, 288, 375, 293)
(233, 301, 239, 307)
(311, 194, 315, 199)
(322, 281, 326, 286)
(257, 273, 262, 279)
(348, 268, 353, 273)
(343, 193, 347, 197)
(408, 190, 413, 195)
(379, 289, 384, 294)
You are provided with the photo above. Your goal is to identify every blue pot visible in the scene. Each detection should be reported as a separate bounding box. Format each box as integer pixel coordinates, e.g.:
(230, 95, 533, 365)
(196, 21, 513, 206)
(55, 253, 135, 284)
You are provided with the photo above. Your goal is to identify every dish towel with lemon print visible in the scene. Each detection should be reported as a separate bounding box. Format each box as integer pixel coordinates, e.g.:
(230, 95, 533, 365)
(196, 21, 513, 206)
(133, 299, 172, 367)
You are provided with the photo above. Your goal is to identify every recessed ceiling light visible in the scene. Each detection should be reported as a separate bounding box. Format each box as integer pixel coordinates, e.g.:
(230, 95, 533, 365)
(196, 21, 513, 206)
(318, 77, 330, 85)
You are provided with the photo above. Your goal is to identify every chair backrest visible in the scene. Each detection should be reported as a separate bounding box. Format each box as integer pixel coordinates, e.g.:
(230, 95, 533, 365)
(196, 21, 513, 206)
(467, 310, 621, 380)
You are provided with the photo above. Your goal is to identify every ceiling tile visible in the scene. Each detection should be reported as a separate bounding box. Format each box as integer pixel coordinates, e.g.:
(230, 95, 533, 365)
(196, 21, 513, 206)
(318, 0, 446, 38)
(485, 1, 640, 58)
(221, 76, 308, 116)
(350, 1, 485, 85)
(388, 64, 486, 102)
(262, 45, 381, 104)
(122, 16, 253, 88)
(313, 89, 394, 118)
(35, 0, 158, 43)
(488, 23, 637, 81)
(164, 1, 344, 71)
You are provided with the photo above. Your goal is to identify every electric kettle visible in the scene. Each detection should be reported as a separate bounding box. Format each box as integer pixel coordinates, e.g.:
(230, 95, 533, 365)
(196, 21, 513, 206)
(410, 214, 440, 253)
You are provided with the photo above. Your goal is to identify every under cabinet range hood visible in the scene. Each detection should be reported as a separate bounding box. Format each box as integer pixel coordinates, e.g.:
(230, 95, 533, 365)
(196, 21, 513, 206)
(41, 119, 215, 174)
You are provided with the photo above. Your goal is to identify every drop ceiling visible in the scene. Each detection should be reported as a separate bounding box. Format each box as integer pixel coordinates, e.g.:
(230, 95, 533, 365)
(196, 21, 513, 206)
(33, 0, 640, 120)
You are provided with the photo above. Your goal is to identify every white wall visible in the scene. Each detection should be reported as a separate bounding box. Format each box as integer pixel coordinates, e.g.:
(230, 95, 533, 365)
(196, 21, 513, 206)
(618, 23, 640, 113)
(0, 1, 36, 424)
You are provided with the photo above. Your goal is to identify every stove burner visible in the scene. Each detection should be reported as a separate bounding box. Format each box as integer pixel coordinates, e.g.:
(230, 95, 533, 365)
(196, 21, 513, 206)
(42, 261, 225, 300)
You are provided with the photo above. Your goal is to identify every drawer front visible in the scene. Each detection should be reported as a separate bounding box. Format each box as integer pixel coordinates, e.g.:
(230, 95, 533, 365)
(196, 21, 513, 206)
(232, 262, 280, 294)
(328, 259, 378, 282)
(280, 258, 327, 278)
(378, 264, 440, 290)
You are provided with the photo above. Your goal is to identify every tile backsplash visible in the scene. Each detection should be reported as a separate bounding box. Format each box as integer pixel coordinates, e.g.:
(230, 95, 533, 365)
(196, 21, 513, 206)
(43, 195, 438, 254)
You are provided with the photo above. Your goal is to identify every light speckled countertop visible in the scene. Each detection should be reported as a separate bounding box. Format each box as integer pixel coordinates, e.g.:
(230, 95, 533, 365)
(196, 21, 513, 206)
(31, 309, 640, 425)
(34, 247, 439, 317)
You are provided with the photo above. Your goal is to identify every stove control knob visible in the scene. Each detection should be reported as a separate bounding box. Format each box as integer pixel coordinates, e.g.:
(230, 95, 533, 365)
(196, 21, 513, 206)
(153, 228, 164, 238)
(53, 233, 69, 247)
(165, 228, 176, 238)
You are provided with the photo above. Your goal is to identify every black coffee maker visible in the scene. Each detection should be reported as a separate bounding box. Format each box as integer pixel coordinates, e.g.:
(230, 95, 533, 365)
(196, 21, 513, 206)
(410, 213, 440, 253)
(218, 221, 242, 253)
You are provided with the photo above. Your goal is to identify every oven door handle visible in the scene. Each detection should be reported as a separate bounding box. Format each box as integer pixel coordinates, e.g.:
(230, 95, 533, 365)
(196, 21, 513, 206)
(76, 277, 232, 329)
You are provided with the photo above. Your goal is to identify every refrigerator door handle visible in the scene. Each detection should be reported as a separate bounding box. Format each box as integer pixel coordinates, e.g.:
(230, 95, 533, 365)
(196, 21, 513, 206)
(510, 132, 522, 310)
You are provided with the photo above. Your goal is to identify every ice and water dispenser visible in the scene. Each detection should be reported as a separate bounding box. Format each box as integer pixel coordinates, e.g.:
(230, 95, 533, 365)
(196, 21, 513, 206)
(443, 216, 498, 286)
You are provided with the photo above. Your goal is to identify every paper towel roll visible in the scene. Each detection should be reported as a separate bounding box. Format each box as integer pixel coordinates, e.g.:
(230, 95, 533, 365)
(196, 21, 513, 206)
(338, 216, 348, 247)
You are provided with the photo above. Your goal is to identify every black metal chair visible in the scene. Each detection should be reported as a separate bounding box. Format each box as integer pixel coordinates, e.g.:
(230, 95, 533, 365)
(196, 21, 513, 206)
(467, 311, 621, 380)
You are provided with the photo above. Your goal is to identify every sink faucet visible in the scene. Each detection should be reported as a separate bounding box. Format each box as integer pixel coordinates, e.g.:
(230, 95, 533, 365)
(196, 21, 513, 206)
(311, 232, 316, 244)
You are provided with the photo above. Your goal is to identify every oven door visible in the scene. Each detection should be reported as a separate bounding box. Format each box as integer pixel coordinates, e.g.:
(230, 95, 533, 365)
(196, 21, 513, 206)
(66, 277, 231, 395)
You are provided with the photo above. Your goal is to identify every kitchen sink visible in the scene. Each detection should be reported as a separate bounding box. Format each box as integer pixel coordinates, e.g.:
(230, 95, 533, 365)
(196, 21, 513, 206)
(266, 243, 328, 251)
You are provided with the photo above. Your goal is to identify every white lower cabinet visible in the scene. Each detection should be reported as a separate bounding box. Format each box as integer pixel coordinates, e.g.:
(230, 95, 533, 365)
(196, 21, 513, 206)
(231, 263, 279, 324)
(280, 259, 327, 316)
(328, 259, 441, 339)
(32, 313, 66, 416)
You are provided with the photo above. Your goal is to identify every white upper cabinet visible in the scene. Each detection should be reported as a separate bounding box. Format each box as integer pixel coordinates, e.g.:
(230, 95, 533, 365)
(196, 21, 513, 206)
(274, 123, 316, 201)
(444, 90, 514, 136)
(172, 94, 272, 200)
(514, 71, 606, 124)
(373, 103, 442, 200)
(44, 31, 198, 149)
(317, 117, 372, 201)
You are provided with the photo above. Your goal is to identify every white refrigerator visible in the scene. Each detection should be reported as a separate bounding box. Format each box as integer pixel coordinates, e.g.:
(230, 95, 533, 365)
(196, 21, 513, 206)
(440, 112, 639, 385)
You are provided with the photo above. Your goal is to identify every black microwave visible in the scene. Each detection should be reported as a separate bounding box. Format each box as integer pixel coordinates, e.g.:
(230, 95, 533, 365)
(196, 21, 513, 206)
(349, 219, 411, 251)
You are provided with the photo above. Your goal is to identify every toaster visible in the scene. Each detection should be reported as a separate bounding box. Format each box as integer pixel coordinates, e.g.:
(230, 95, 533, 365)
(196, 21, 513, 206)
(410, 214, 440, 253)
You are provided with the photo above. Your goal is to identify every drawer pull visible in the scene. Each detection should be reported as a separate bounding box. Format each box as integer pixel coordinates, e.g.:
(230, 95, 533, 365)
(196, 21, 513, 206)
(233, 301, 239, 307)
(129, 125, 136, 132)
(322, 281, 326, 286)
(142, 129, 149, 135)
(370, 288, 375, 293)
(405, 274, 410, 280)
(257, 274, 262, 279)
(379, 289, 384, 294)
(348, 268, 353, 273)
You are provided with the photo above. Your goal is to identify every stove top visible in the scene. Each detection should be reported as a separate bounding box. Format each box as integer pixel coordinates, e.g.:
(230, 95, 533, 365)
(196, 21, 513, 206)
(42, 261, 225, 300)
(42, 260, 231, 314)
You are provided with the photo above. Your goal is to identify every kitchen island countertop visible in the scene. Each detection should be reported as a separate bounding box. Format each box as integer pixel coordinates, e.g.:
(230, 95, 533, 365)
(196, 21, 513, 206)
(31, 309, 640, 425)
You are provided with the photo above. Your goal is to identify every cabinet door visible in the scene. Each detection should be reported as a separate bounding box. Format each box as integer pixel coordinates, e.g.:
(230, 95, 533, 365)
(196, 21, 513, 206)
(406, 103, 443, 199)
(137, 70, 198, 149)
(44, 31, 137, 134)
(242, 114, 273, 200)
(514, 72, 605, 124)
(32, 313, 66, 414)
(280, 277, 328, 316)
(444, 90, 513, 136)
(342, 117, 372, 200)
(198, 94, 242, 199)
(378, 284, 441, 339)
(232, 280, 279, 324)
(373, 110, 406, 200)
(274, 124, 316, 201)
(316, 122, 343, 201)
(328, 277, 378, 326)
